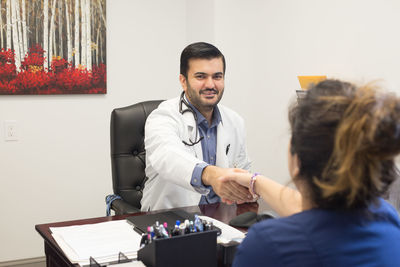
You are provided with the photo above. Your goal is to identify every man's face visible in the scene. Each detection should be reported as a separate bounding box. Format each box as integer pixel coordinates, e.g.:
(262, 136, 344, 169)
(180, 57, 225, 113)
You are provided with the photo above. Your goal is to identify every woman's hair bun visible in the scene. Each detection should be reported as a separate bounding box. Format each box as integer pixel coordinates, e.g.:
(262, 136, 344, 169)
(290, 80, 400, 209)
(350, 85, 400, 160)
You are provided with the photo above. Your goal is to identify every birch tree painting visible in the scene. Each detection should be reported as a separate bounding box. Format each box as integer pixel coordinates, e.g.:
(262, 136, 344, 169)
(0, 0, 106, 95)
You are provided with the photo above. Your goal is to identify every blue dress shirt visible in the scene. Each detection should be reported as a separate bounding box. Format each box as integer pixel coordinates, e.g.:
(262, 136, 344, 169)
(188, 101, 222, 204)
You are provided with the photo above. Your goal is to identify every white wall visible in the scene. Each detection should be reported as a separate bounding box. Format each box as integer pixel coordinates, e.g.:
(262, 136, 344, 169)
(213, 0, 400, 182)
(2, 0, 400, 261)
(0, 0, 186, 261)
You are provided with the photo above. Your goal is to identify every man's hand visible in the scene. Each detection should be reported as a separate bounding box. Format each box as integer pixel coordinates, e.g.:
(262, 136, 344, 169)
(202, 166, 253, 204)
(218, 170, 258, 204)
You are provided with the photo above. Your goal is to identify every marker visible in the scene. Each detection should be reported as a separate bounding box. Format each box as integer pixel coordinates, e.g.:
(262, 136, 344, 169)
(163, 222, 170, 237)
(153, 224, 161, 238)
(179, 224, 186, 235)
(159, 225, 169, 238)
(172, 224, 180, 236)
(194, 214, 204, 232)
(189, 221, 196, 233)
(184, 219, 190, 234)
(205, 221, 213, 231)
(147, 226, 153, 243)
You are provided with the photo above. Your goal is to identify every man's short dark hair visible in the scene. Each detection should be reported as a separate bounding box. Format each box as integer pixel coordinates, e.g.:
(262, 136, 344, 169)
(180, 42, 226, 78)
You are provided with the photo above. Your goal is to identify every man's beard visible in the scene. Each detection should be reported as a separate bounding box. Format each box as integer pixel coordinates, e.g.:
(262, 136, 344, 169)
(186, 83, 224, 112)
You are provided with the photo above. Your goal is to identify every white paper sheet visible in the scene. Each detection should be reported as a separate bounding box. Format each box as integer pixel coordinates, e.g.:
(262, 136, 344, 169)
(198, 215, 246, 244)
(50, 220, 142, 266)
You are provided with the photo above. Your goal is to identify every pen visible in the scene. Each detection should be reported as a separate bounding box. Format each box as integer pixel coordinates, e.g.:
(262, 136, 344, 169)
(179, 223, 186, 235)
(194, 214, 204, 232)
(147, 226, 152, 243)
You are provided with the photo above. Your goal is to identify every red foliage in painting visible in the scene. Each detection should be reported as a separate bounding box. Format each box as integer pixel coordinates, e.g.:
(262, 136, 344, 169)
(0, 48, 15, 64)
(0, 48, 17, 82)
(52, 68, 91, 92)
(51, 56, 70, 73)
(0, 80, 16, 93)
(0, 44, 106, 95)
(21, 44, 46, 72)
(21, 53, 45, 71)
(92, 64, 106, 88)
(14, 70, 52, 94)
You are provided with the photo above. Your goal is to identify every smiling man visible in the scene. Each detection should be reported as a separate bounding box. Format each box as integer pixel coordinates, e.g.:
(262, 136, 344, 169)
(141, 42, 253, 211)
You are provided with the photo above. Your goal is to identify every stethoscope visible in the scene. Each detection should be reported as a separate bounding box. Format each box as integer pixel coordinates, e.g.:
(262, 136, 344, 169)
(179, 91, 204, 146)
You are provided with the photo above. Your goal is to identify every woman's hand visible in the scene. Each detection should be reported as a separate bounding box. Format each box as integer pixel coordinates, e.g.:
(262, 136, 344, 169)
(203, 166, 253, 204)
(221, 170, 253, 188)
(218, 170, 255, 204)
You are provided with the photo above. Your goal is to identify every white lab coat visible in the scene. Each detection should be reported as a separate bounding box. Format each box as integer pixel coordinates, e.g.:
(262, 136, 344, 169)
(141, 96, 251, 211)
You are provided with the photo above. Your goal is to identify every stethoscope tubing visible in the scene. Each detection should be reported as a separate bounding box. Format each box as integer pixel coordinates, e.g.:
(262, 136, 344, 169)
(179, 91, 204, 146)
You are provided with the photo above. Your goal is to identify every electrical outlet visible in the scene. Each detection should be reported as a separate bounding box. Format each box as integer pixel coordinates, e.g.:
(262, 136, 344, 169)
(4, 120, 18, 141)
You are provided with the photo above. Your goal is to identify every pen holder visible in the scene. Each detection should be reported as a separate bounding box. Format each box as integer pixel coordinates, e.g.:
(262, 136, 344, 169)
(137, 229, 218, 267)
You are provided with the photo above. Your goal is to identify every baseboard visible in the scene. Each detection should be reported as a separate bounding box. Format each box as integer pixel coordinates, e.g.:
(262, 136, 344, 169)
(0, 256, 45, 267)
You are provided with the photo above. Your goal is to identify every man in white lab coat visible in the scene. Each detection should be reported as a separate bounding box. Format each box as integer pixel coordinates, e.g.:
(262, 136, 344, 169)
(141, 42, 253, 211)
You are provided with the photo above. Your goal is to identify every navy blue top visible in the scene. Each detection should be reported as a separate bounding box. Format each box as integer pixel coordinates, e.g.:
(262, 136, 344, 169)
(233, 198, 400, 267)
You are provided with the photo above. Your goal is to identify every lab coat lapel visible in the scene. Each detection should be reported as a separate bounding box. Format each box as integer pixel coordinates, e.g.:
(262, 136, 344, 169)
(216, 121, 229, 168)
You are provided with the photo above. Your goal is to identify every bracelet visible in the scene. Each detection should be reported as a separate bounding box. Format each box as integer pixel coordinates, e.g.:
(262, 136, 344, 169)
(250, 173, 260, 199)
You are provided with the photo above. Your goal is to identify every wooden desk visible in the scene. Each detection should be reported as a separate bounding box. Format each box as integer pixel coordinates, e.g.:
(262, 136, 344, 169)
(35, 202, 260, 267)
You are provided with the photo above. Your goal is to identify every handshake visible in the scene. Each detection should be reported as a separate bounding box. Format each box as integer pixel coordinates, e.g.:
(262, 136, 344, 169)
(202, 166, 259, 205)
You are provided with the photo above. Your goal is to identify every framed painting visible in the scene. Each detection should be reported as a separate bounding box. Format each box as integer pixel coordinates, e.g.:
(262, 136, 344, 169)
(0, 0, 106, 95)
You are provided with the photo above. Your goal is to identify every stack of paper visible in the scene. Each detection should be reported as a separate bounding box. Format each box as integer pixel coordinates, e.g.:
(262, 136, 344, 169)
(198, 215, 246, 244)
(50, 220, 142, 266)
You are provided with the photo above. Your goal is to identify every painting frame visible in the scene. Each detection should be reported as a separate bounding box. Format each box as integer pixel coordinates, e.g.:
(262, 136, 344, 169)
(0, 0, 106, 95)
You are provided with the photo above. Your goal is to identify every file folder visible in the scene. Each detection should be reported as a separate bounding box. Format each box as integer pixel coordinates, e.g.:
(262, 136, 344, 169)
(297, 75, 327, 90)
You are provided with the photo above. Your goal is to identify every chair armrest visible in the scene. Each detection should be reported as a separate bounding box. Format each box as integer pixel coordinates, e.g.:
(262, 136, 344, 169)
(111, 199, 141, 215)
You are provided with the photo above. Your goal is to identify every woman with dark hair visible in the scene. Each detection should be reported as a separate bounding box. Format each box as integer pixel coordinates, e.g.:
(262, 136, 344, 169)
(226, 80, 400, 266)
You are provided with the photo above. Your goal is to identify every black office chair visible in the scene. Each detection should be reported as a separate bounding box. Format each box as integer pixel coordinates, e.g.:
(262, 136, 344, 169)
(107, 100, 163, 215)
